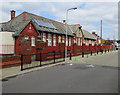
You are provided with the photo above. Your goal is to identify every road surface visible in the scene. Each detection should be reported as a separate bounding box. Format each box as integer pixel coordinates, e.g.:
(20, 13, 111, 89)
(2, 51, 119, 93)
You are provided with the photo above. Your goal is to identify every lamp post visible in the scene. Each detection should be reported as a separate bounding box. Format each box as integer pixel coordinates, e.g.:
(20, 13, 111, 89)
(65, 7, 77, 61)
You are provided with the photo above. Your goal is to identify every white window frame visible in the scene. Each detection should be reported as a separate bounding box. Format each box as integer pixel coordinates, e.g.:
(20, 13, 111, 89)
(69, 37, 71, 46)
(98, 39, 101, 44)
(53, 34, 56, 46)
(62, 35, 65, 43)
(86, 40, 89, 46)
(78, 38, 81, 46)
(66, 37, 68, 46)
(92, 41, 95, 46)
(58, 36, 61, 43)
(48, 34, 52, 46)
(31, 36, 35, 46)
(43, 33, 46, 42)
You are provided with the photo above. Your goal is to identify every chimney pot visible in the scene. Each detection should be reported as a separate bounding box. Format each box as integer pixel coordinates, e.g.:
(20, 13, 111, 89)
(63, 20, 66, 23)
(11, 10, 16, 20)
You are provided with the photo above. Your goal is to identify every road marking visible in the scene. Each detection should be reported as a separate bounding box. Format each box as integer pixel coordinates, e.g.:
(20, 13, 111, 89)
(86, 64, 95, 68)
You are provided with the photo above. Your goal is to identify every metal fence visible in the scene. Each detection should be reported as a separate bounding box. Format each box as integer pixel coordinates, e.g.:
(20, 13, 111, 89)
(21, 51, 65, 71)
(20, 45, 115, 71)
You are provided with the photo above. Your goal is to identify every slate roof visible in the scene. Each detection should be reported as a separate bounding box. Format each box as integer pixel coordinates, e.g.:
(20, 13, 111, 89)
(1, 11, 96, 40)
(70, 24, 82, 38)
(82, 29, 96, 40)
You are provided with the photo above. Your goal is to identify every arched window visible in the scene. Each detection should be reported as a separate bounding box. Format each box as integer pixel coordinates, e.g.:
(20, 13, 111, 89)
(58, 36, 61, 43)
(69, 37, 71, 46)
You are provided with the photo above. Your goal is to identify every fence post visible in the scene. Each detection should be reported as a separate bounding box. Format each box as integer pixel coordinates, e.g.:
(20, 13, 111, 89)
(21, 54, 23, 71)
(91, 51, 92, 56)
(70, 52, 72, 60)
(40, 53, 42, 66)
(54, 51, 55, 63)
(64, 50, 65, 61)
(82, 52, 84, 58)
(97, 51, 98, 54)
(105, 49, 106, 53)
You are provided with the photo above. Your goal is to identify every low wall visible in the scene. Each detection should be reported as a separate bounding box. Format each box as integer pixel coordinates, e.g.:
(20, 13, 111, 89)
(1, 55, 21, 68)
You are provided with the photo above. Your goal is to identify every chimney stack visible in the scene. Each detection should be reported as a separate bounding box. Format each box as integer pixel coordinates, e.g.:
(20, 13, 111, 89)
(11, 10, 15, 20)
(92, 32, 95, 35)
(95, 34, 98, 37)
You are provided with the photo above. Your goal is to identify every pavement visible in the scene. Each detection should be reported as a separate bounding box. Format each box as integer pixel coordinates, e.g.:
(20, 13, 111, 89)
(2, 50, 119, 93)
(0, 50, 118, 80)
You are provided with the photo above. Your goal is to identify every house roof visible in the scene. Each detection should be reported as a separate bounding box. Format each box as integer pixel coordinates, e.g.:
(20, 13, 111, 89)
(2, 12, 74, 36)
(70, 24, 82, 38)
(1, 11, 96, 40)
(82, 30, 96, 40)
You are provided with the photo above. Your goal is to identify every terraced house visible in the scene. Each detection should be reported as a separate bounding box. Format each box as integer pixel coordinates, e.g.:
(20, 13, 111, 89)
(0, 10, 98, 56)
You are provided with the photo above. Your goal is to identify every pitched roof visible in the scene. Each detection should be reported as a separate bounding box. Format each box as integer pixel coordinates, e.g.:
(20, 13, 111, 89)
(70, 24, 96, 40)
(1, 11, 96, 40)
(82, 29, 96, 40)
(2, 12, 74, 36)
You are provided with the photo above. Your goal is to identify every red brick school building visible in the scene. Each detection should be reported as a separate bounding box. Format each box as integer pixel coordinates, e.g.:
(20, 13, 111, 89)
(0, 10, 115, 68)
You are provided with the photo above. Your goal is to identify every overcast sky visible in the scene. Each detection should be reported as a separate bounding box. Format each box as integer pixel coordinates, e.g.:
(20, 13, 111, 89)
(0, 1, 118, 40)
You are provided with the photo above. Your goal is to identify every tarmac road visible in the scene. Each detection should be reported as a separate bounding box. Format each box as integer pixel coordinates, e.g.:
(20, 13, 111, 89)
(2, 51, 119, 93)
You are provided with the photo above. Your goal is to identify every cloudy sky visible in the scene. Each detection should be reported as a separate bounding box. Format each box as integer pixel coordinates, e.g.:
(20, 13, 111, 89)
(1, 1, 118, 40)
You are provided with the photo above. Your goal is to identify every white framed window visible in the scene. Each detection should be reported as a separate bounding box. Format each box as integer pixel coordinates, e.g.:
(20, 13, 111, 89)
(62, 35, 65, 43)
(53, 34, 56, 46)
(69, 37, 71, 46)
(48, 33, 52, 46)
(66, 37, 68, 46)
(98, 39, 101, 44)
(74, 37, 77, 43)
(58, 36, 61, 43)
(24, 35, 29, 40)
(92, 41, 95, 46)
(31, 36, 35, 46)
(43, 33, 46, 42)
(86, 40, 89, 46)
(78, 38, 81, 46)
